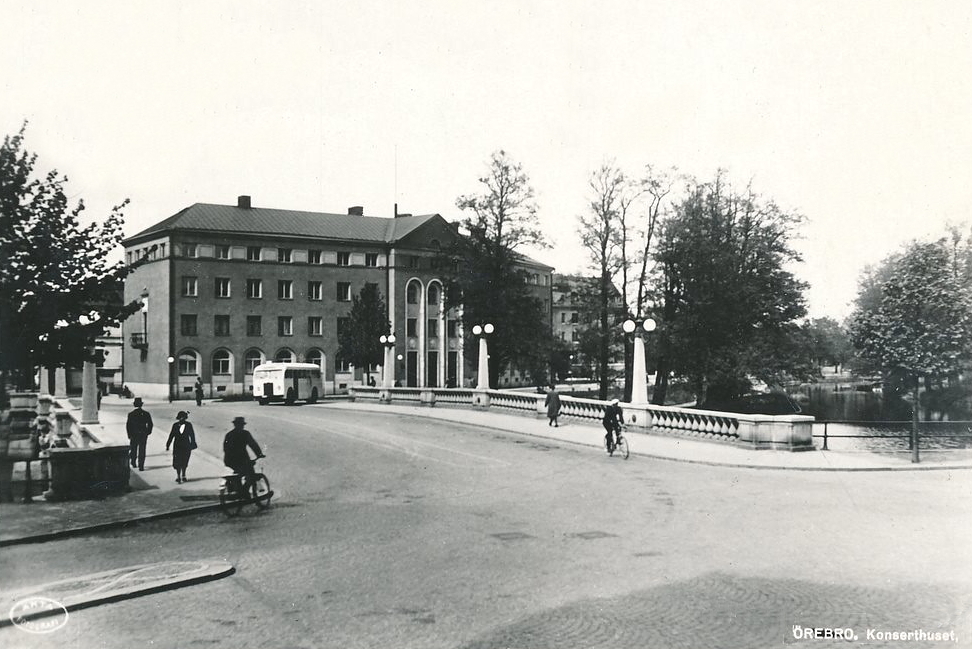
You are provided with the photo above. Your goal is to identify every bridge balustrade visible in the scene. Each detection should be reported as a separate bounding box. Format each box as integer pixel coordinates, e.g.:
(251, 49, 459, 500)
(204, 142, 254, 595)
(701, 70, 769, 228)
(347, 386, 813, 450)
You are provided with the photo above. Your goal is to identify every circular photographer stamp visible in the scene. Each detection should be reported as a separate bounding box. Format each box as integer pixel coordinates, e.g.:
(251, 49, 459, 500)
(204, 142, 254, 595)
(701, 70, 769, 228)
(9, 596, 69, 634)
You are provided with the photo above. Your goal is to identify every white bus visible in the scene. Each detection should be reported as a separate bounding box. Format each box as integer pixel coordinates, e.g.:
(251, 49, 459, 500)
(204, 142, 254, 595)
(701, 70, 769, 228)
(252, 362, 323, 405)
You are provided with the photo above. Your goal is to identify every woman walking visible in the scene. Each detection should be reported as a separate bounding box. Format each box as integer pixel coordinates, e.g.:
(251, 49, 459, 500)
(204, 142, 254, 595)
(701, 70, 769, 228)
(165, 410, 197, 483)
(545, 384, 562, 427)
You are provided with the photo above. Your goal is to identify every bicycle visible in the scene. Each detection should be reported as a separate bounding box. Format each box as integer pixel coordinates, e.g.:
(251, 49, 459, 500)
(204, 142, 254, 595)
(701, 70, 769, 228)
(219, 457, 273, 516)
(604, 424, 630, 460)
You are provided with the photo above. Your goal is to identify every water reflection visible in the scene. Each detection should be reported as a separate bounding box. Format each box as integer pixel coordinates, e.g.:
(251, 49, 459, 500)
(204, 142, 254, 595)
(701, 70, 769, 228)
(794, 384, 972, 454)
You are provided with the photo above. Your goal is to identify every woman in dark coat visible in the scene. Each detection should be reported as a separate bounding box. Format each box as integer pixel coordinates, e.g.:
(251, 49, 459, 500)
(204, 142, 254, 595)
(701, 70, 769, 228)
(165, 410, 197, 483)
(545, 385, 562, 427)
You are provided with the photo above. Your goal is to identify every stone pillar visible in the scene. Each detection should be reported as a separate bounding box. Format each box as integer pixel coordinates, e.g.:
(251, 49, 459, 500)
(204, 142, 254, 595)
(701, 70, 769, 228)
(476, 337, 489, 390)
(382, 347, 393, 388)
(54, 411, 75, 444)
(629, 335, 649, 405)
(81, 359, 99, 424)
(54, 367, 68, 399)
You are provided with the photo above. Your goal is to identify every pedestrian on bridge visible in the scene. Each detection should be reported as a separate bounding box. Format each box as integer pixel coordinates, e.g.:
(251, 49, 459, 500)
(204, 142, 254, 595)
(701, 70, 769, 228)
(545, 385, 562, 427)
(125, 398, 153, 471)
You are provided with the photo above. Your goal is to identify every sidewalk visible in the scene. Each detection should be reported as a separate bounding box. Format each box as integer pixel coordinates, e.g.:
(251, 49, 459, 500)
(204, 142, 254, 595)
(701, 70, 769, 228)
(328, 400, 972, 472)
(1, 401, 229, 547)
(2, 398, 970, 548)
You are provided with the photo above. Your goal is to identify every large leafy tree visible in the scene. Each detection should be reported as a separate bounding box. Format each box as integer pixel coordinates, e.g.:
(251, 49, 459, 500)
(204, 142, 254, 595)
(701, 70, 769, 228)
(444, 150, 551, 388)
(652, 170, 808, 404)
(336, 283, 389, 381)
(849, 236, 972, 423)
(0, 123, 141, 391)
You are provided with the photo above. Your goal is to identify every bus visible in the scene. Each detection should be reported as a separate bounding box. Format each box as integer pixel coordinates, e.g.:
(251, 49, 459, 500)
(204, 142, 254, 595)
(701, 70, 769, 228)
(252, 362, 323, 405)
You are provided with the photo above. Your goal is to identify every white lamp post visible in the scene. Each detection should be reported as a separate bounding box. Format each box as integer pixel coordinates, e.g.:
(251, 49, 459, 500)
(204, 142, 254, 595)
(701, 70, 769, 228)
(622, 318, 656, 405)
(379, 333, 397, 388)
(472, 323, 494, 390)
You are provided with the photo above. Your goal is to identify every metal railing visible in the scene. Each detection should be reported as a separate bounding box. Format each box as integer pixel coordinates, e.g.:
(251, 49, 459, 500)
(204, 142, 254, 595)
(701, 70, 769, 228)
(816, 420, 972, 452)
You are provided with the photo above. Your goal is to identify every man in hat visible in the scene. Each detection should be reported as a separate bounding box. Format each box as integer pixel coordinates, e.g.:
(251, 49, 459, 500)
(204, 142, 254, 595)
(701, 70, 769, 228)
(223, 416, 264, 481)
(602, 398, 624, 453)
(126, 397, 154, 470)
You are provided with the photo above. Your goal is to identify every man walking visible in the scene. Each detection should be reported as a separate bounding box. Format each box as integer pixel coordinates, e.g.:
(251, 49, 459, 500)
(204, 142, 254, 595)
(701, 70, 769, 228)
(126, 397, 153, 471)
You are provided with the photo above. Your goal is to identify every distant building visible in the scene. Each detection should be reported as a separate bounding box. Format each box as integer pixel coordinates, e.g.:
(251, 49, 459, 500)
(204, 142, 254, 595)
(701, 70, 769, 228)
(551, 274, 624, 375)
(121, 197, 553, 399)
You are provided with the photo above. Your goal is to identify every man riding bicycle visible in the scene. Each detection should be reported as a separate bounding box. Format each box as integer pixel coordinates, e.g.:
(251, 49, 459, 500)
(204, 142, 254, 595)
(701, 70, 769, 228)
(602, 398, 624, 452)
(223, 416, 264, 486)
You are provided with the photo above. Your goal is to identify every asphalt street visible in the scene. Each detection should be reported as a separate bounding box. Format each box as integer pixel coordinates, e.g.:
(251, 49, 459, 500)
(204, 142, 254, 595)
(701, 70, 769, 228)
(2, 400, 971, 649)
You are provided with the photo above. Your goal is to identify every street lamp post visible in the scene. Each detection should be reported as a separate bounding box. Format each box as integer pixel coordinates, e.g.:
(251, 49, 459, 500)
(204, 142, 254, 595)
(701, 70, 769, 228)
(622, 318, 656, 405)
(167, 356, 175, 402)
(471, 323, 494, 390)
(379, 333, 397, 389)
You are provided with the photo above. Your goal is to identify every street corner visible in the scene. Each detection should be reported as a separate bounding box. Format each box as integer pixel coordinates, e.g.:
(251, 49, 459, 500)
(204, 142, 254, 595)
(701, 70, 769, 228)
(1, 560, 235, 631)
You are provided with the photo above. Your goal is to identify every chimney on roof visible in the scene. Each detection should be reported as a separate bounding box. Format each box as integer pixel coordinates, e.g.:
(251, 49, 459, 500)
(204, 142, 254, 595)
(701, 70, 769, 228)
(348, 206, 363, 216)
(238, 195, 251, 209)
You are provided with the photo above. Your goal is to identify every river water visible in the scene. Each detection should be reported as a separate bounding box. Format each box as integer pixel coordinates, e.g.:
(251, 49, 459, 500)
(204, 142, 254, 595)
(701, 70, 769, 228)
(792, 384, 972, 457)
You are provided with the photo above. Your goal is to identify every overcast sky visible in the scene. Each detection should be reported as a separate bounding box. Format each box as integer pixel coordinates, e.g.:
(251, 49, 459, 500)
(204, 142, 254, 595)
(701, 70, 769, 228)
(3, 0, 970, 321)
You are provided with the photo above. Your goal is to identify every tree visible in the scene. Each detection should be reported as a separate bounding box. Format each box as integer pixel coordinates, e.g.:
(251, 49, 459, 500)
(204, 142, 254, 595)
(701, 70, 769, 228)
(652, 170, 808, 404)
(0, 123, 141, 391)
(445, 150, 551, 388)
(849, 236, 972, 430)
(577, 162, 629, 399)
(803, 317, 854, 373)
(336, 283, 389, 381)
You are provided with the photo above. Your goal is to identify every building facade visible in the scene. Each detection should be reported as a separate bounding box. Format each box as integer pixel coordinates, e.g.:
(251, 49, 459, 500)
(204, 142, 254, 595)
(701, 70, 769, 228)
(551, 274, 624, 377)
(122, 197, 553, 399)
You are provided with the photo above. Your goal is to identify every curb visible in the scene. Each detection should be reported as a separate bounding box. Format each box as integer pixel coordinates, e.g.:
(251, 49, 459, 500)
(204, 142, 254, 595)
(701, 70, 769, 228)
(1, 560, 235, 630)
(0, 503, 223, 548)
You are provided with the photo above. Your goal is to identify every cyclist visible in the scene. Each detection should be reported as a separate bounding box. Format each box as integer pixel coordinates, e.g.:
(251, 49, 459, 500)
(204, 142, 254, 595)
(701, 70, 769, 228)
(223, 416, 264, 487)
(602, 398, 624, 452)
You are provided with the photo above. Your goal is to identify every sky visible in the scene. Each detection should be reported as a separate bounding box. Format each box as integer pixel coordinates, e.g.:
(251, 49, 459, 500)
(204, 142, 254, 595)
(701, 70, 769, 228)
(3, 0, 970, 321)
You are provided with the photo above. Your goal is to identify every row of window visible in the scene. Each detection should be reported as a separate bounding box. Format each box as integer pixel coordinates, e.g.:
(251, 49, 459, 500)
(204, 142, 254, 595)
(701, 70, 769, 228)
(181, 277, 450, 306)
(182, 244, 382, 266)
(177, 348, 356, 376)
(181, 277, 370, 302)
(178, 314, 460, 338)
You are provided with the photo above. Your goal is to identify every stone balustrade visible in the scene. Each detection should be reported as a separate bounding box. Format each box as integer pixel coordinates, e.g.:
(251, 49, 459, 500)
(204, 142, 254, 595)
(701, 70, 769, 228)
(0, 391, 129, 503)
(349, 386, 815, 451)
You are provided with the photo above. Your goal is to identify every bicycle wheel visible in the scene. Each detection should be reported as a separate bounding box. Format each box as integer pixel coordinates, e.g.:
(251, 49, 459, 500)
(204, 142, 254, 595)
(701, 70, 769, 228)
(251, 473, 272, 509)
(617, 435, 630, 460)
(219, 480, 245, 517)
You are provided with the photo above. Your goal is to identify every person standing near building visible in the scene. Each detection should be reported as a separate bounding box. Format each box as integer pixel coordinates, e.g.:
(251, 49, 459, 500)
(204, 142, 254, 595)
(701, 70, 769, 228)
(126, 397, 153, 471)
(545, 384, 562, 427)
(165, 410, 197, 483)
(194, 377, 204, 406)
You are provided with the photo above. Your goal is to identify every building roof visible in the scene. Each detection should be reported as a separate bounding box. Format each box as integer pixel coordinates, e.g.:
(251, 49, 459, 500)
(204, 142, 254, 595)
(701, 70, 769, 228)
(123, 202, 441, 246)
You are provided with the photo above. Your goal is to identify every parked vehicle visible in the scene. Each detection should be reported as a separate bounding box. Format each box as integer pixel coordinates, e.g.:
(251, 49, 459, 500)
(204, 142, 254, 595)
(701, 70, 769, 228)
(252, 362, 322, 405)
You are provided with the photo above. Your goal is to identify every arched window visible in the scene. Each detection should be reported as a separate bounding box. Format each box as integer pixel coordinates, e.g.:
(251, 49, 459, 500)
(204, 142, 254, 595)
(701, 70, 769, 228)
(427, 284, 439, 305)
(178, 350, 199, 376)
(407, 283, 418, 304)
(212, 349, 232, 375)
(275, 348, 295, 363)
(306, 349, 325, 371)
(244, 349, 264, 374)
